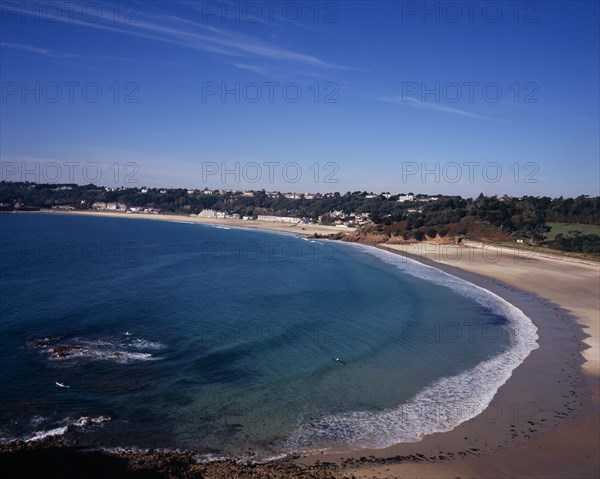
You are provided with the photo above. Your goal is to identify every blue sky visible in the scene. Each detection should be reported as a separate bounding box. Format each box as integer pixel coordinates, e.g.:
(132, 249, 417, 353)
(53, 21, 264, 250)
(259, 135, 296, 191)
(1, 0, 598, 197)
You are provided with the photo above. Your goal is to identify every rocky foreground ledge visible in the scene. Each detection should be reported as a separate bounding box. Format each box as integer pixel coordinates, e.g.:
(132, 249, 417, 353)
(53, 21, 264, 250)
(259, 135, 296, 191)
(0, 436, 452, 479)
(0, 437, 354, 479)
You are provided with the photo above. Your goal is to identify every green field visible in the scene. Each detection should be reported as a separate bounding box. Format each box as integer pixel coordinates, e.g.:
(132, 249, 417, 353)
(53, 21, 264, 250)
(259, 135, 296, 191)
(546, 222, 600, 240)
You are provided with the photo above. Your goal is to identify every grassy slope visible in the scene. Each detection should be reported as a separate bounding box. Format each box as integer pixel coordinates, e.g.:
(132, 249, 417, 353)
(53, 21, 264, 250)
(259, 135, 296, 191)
(546, 222, 600, 240)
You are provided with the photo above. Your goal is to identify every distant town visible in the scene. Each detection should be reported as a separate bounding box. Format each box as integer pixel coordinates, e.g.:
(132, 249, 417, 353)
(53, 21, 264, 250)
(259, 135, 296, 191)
(1, 181, 599, 255)
(0, 183, 444, 227)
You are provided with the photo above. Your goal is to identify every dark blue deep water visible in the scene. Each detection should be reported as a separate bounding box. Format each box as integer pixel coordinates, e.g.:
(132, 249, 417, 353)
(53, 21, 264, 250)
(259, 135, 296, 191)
(0, 214, 535, 458)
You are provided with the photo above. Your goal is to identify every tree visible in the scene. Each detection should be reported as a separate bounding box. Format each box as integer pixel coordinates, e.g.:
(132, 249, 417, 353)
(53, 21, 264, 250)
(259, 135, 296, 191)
(413, 230, 425, 241)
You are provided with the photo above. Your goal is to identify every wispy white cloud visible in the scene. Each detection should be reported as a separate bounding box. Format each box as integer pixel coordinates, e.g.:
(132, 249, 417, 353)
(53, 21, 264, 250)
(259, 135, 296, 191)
(379, 96, 493, 120)
(0, 42, 78, 59)
(0, 3, 346, 71)
(231, 63, 271, 76)
(0, 42, 180, 66)
(125, 14, 348, 70)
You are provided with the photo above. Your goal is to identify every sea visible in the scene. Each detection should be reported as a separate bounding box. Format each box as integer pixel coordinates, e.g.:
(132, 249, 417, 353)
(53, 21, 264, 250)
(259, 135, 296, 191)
(0, 213, 538, 459)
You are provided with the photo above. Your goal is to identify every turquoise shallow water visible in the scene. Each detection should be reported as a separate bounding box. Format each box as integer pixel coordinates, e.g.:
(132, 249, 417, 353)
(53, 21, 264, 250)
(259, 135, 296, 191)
(0, 214, 536, 457)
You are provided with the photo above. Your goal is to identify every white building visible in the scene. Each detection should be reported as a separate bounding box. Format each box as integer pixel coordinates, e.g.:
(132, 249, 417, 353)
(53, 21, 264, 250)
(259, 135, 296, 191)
(257, 215, 300, 224)
(106, 202, 126, 211)
(92, 202, 126, 211)
(198, 209, 228, 218)
(398, 194, 415, 203)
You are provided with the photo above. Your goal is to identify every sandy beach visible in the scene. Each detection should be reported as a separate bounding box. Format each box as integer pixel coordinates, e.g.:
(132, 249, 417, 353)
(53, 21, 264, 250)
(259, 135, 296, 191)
(5, 210, 599, 478)
(46, 209, 348, 237)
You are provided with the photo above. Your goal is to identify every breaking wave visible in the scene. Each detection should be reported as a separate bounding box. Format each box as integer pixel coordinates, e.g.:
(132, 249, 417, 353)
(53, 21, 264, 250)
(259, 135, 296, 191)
(284, 245, 539, 451)
(24, 415, 111, 443)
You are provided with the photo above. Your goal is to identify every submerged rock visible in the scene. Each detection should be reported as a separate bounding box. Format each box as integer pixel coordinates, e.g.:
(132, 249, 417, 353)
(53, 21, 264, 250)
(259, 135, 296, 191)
(51, 345, 83, 358)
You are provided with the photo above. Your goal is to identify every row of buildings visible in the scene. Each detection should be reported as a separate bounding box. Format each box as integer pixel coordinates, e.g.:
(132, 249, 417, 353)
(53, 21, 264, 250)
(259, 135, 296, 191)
(196, 209, 237, 219)
(91, 203, 370, 228)
(128, 187, 438, 203)
(92, 202, 127, 211)
(196, 210, 312, 224)
(91, 202, 161, 214)
(321, 211, 371, 227)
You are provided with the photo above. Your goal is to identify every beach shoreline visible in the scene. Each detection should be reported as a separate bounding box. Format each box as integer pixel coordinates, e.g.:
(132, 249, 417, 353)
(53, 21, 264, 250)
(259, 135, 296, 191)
(305, 245, 599, 478)
(2, 210, 599, 478)
(22, 208, 348, 237)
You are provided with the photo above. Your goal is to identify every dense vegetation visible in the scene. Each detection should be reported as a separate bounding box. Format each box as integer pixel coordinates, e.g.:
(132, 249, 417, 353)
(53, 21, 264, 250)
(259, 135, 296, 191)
(1, 182, 598, 253)
(547, 233, 600, 254)
(382, 194, 599, 247)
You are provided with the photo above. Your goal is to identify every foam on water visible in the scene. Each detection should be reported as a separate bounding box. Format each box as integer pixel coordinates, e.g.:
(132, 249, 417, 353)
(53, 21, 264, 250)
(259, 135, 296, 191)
(26, 426, 69, 442)
(128, 339, 166, 351)
(191, 452, 288, 464)
(23, 415, 111, 443)
(284, 244, 539, 451)
(72, 415, 111, 427)
(30, 415, 45, 427)
(192, 453, 232, 463)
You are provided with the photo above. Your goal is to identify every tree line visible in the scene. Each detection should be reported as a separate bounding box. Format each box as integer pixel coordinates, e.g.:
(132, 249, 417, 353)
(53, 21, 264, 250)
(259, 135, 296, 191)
(1, 182, 598, 252)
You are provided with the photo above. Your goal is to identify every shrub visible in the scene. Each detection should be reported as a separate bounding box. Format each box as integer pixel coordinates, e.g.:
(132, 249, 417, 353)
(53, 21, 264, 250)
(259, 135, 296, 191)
(413, 230, 425, 241)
